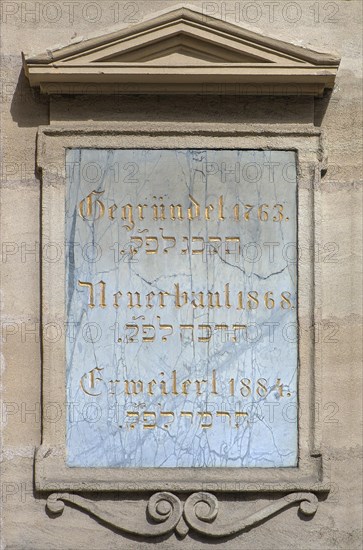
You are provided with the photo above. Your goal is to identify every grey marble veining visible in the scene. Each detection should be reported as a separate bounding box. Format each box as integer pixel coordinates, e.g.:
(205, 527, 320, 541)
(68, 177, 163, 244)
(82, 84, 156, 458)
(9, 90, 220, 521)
(66, 149, 298, 468)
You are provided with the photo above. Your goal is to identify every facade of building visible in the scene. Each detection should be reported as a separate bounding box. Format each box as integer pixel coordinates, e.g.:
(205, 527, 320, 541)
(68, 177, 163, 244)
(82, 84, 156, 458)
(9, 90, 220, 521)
(1, 2, 362, 548)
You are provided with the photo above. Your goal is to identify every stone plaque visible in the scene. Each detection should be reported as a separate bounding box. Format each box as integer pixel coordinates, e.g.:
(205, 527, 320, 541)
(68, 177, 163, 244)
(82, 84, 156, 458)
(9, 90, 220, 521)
(66, 149, 297, 468)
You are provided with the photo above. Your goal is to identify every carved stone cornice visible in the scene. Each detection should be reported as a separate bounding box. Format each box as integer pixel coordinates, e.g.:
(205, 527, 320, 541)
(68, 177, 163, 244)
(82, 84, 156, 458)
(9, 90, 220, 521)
(46, 491, 318, 538)
(23, 6, 340, 96)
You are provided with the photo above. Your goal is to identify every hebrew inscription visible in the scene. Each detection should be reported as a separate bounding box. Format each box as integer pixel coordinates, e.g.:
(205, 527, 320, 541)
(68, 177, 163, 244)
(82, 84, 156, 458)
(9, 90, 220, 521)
(66, 149, 298, 467)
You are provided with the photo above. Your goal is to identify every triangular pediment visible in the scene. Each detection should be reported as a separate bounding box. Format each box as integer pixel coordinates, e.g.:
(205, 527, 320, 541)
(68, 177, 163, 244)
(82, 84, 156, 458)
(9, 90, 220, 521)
(23, 6, 340, 96)
(95, 33, 274, 65)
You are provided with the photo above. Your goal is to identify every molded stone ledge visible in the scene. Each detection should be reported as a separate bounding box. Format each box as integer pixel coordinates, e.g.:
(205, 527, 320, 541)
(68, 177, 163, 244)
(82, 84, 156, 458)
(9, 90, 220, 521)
(34, 445, 328, 494)
(23, 7, 340, 97)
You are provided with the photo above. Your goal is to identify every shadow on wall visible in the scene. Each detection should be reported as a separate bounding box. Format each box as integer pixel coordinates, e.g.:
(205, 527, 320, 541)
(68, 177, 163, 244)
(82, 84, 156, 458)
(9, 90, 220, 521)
(10, 68, 331, 128)
(46, 93, 323, 126)
(10, 68, 49, 128)
(314, 90, 333, 127)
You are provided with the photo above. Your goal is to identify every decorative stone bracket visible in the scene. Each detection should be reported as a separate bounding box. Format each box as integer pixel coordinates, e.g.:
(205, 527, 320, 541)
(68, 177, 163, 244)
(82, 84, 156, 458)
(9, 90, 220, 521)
(47, 491, 318, 539)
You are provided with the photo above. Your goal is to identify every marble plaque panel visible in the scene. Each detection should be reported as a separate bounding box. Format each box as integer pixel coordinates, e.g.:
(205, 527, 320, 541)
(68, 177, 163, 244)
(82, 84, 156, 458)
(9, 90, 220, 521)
(65, 149, 298, 468)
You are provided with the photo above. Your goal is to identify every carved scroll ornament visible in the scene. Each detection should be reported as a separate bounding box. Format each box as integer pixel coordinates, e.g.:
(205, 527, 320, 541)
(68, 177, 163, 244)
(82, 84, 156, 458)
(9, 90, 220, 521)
(47, 491, 318, 539)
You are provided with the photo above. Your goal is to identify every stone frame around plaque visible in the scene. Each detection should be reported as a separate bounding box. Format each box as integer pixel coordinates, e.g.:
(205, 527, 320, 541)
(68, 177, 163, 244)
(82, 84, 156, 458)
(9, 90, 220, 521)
(35, 122, 327, 495)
